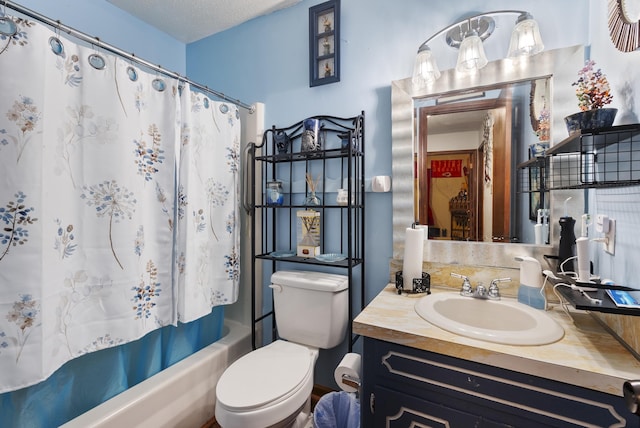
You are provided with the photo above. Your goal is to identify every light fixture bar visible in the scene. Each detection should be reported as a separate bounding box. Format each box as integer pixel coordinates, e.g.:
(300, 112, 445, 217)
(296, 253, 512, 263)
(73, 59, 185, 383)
(445, 16, 495, 48)
(412, 10, 543, 86)
(416, 10, 532, 52)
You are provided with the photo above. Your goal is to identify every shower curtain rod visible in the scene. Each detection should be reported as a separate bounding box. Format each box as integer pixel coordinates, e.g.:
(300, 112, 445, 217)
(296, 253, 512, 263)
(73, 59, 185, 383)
(1, 0, 255, 113)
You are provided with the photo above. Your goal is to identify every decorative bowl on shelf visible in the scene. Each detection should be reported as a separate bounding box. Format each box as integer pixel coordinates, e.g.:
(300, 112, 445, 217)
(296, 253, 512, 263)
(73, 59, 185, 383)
(315, 253, 347, 262)
(564, 108, 617, 136)
(270, 250, 295, 258)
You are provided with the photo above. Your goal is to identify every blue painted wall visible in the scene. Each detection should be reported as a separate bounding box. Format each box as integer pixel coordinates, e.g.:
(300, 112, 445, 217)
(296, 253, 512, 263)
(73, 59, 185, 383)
(186, 0, 590, 387)
(187, 0, 589, 305)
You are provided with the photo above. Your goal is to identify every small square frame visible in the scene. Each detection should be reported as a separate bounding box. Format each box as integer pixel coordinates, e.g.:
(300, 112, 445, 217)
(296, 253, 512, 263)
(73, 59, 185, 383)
(309, 0, 340, 87)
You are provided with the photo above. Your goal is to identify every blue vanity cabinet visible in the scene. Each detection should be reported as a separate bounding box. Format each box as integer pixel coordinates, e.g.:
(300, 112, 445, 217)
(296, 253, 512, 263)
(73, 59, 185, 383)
(362, 337, 638, 427)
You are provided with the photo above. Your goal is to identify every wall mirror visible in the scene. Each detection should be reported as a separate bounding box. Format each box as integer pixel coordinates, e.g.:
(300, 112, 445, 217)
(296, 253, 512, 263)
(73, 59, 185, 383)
(392, 45, 587, 268)
(415, 79, 551, 243)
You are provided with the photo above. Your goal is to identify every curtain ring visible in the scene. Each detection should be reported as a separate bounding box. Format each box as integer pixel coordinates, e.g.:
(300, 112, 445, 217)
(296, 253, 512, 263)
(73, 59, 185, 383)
(47, 21, 65, 56)
(88, 37, 106, 70)
(0, 1, 17, 37)
(126, 54, 138, 81)
(152, 66, 166, 92)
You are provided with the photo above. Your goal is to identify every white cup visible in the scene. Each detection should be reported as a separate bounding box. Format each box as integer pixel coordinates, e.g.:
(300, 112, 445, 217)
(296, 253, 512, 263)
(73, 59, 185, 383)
(336, 189, 353, 206)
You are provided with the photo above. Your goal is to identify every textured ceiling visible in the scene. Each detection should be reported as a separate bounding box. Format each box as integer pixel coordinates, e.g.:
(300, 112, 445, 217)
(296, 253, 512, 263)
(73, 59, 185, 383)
(107, 0, 301, 43)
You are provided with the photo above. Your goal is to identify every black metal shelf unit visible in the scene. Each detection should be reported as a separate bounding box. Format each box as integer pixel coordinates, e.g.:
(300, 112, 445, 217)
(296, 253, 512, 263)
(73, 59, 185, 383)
(247, 112, 365, 352)
(518, 124, 640, 193)
(546, 124, 640, 189)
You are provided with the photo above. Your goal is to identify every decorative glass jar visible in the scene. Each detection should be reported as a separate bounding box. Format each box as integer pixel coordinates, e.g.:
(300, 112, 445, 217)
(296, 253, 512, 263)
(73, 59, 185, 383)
(266, 181, 284, 205)
(304, 191, 322, 206)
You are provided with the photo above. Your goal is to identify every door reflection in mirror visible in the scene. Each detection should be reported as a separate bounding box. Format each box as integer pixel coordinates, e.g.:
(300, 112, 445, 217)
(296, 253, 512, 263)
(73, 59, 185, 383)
(417, 86, 525, 242)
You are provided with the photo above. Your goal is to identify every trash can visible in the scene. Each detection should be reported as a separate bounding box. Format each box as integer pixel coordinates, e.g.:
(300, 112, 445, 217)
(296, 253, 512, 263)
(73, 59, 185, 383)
(313, 391, 360, 428)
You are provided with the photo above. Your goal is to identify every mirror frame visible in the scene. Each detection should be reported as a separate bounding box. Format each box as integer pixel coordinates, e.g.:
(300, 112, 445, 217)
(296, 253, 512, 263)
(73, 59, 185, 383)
(392, 45, 585, 268)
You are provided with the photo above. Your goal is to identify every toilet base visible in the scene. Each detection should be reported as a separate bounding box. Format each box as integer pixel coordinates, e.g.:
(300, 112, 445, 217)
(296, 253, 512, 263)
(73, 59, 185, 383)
(236, 397, 310, 428)
(290, 398, 312, 428)
(294, 411, 314, 428)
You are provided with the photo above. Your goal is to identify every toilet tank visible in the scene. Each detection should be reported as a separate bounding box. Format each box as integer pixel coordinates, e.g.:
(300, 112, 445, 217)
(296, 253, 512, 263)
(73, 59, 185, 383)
(270, 270, 349, 349)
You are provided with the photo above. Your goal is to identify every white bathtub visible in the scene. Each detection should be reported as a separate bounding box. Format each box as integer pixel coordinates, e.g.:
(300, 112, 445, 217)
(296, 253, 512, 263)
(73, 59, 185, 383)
(61, 320, 251, 428)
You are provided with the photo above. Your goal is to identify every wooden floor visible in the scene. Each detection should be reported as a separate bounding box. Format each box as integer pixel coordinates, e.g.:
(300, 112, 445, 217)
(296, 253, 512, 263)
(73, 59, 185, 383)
(202, 418, 219, 428)
(202, 384, 332, 428)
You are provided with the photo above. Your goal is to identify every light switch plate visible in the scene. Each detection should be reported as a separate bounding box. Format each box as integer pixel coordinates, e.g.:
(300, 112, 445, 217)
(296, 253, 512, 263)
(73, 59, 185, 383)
(371, 175, 391, 192)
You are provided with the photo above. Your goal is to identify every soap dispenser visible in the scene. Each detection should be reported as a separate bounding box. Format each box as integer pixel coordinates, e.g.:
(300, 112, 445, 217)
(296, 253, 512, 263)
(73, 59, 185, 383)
(515, 256, 546, 310)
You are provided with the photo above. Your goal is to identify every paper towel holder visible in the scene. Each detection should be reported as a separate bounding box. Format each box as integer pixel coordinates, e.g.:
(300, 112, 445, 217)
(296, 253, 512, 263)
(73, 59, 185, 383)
(395, 271, 431, 295)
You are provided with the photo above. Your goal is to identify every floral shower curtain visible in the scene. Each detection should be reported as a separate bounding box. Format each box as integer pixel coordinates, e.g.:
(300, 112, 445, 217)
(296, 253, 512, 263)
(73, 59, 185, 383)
(0, 18, 239, 393)
(176, 90, 240, 322)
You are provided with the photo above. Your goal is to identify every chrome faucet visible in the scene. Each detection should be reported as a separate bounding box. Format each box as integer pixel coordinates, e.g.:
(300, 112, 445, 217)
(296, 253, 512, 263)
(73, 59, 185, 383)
(487, 277, 512, 300)
(475, 282, 487, 298)
(451, 272, 473, 296)
(451, 273, 511, 300)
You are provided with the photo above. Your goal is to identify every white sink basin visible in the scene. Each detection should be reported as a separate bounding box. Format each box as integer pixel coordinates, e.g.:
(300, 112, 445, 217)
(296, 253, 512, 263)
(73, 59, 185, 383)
(415, 292, 564, 345)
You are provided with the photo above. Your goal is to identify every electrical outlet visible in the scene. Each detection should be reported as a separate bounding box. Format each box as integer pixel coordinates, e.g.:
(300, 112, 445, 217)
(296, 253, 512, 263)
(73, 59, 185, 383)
(603, 218, 616, 255)
(596, 214, 610, 233)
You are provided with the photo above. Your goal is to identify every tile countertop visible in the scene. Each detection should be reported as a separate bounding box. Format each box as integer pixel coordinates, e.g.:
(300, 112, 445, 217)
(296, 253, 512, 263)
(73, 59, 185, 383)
(353, 284, 640, 397)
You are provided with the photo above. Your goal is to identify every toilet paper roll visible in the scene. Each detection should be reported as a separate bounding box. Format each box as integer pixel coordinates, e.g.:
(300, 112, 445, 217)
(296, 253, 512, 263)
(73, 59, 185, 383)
(402, 226, 424, 291)
(334, 353, 361, 393)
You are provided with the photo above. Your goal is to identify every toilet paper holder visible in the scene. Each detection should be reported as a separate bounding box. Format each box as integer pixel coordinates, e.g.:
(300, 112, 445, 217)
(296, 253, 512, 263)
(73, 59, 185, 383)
(340, 374, 361, 391)
(395, 271, 431, 295)
(335, 353, 362, 395)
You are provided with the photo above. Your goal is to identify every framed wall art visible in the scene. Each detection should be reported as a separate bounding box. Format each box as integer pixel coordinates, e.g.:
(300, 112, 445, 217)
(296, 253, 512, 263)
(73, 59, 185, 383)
(309, 0, 340, 87)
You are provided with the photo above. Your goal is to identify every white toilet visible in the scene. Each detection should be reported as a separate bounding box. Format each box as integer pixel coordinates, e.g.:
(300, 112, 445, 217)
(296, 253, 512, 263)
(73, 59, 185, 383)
(215, 270, 349, 428)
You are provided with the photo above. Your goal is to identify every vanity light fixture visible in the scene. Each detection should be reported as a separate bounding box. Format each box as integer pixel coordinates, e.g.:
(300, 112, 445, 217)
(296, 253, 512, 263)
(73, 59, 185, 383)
(412, 10, 544, 88)
(455, 28, 489, 73)
(507, 12, 545, 57)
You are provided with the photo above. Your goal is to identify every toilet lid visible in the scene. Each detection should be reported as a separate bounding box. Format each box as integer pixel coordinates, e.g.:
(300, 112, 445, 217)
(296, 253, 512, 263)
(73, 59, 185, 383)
(217, 340, 313, 411)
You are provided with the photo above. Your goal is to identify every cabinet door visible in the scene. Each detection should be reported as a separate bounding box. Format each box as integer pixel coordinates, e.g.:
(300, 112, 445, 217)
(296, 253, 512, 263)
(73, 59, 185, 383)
(373, 385, 514, 428)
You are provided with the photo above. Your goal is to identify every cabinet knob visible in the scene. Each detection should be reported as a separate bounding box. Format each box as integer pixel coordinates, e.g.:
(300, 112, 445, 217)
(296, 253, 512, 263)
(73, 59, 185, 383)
(467, 376, 480, 388)
(623, 380, 640, 415)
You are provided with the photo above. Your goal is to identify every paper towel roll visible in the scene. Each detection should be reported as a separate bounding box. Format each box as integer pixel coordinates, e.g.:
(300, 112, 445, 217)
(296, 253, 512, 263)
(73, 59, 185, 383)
(402, 226, 424, 291)
(334, 353, 361, 393)
(534, 224, 543, 245)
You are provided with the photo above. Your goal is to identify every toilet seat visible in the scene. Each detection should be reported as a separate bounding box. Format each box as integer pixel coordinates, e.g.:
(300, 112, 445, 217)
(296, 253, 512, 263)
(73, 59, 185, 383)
(216, 340, 317, 428)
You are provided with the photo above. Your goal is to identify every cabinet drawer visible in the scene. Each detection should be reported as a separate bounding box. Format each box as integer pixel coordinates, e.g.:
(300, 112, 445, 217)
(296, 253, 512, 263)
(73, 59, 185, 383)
(363, 338, 637, 427)
(373, 385, 514, 428)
